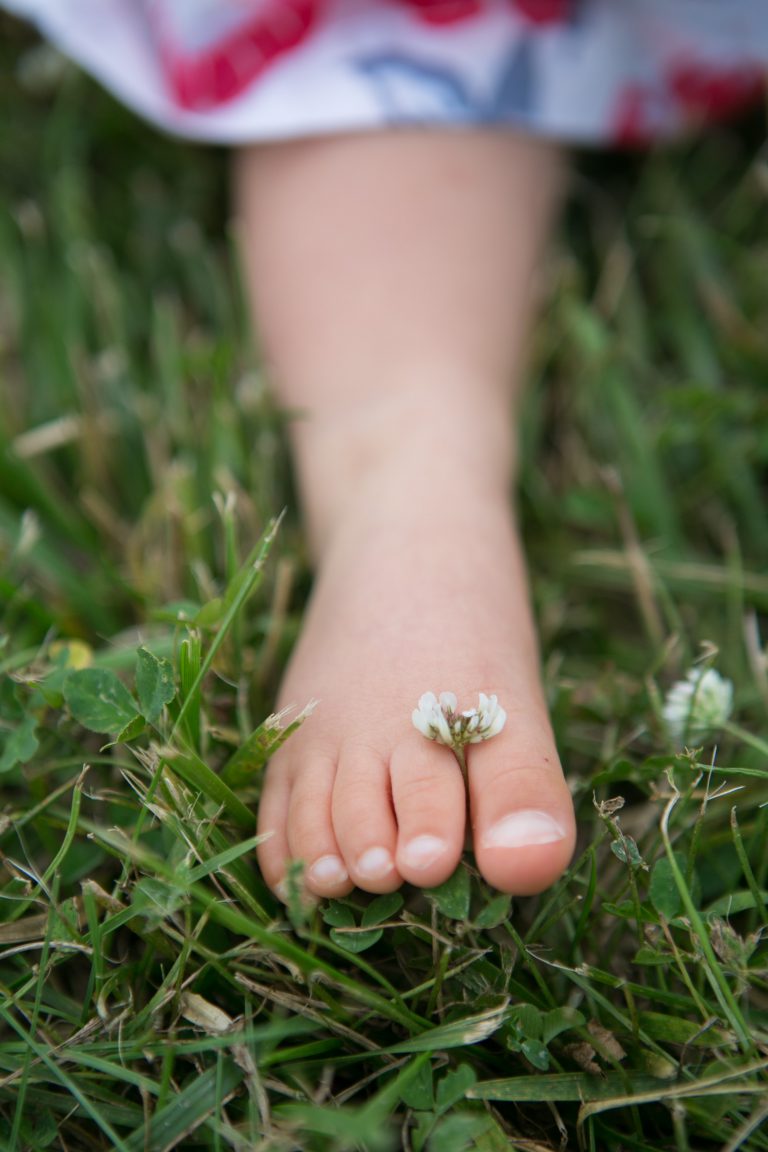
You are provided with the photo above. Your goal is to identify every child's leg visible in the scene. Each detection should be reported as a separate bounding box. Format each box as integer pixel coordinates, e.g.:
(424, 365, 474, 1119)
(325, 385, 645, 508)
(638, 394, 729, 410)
(235, 129, 576, 899)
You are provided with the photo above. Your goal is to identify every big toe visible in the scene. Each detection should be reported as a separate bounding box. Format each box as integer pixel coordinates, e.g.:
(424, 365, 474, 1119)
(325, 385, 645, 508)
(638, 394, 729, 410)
(468, 713, 575, 895)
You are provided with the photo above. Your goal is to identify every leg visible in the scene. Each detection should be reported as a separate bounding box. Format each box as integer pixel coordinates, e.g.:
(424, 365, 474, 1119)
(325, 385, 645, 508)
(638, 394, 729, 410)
(234, 129, 576, 899)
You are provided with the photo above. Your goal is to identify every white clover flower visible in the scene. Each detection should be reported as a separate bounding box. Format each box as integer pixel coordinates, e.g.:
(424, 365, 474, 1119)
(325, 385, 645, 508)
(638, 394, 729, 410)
(412, 691, 506, 750)
(662, 667, 733, 745)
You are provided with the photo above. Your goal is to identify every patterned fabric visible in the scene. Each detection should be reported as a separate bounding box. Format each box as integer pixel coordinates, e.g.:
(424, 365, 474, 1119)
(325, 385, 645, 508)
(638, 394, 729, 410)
(4, 0, 768, 144)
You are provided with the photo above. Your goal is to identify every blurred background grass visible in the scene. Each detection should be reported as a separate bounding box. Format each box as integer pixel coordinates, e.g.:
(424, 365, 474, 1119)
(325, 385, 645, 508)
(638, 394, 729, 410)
(2, 15, 768, 676)
(1, 12, 768, 1151)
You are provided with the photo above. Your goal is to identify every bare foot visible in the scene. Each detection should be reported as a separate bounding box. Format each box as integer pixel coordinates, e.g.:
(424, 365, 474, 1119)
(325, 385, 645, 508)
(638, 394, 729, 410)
(237, 129, 573, 900)
(257, 470, 576, 900)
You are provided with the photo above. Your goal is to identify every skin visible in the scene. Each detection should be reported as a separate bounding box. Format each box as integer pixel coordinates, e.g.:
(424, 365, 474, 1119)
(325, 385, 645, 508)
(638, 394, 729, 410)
(234, 128, 576, 900)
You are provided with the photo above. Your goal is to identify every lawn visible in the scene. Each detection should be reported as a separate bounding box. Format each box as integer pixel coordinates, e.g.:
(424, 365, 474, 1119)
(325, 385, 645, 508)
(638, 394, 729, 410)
(1, 17, 767, 1152)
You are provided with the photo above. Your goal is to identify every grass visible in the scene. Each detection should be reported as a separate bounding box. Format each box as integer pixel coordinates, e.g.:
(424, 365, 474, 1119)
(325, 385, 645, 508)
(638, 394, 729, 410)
(1, 17, 768, 1152)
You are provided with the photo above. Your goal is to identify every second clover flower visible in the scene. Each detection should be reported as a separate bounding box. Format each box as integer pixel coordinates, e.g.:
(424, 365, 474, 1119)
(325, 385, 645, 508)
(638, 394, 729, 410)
(662, 666, 733, 746)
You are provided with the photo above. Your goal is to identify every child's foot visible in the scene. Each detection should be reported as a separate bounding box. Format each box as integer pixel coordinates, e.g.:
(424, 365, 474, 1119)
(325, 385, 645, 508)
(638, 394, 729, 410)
(238, 128, 572, 900)
(257, 466, 576, 901)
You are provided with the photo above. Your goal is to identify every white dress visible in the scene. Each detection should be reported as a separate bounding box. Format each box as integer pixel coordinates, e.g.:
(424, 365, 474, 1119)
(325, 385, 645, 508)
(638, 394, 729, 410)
(4, 0, 768, 145)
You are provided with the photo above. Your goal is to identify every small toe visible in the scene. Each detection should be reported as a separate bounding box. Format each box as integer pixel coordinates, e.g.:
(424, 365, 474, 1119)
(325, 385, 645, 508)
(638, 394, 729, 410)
(286, 755, 353, 898)
(333, 744, 402, 893)
(390, 733, 465, 887)
(256, 760, 294, 898)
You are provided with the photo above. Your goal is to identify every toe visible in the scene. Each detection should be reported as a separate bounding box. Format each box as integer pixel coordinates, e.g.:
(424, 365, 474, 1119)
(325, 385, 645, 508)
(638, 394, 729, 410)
(332, 743, 402, 893)
(468, 706, 576, 895)
(256, 759, 294, 898)
(390, 732, 466, 887)
(286, 755, 353, 898)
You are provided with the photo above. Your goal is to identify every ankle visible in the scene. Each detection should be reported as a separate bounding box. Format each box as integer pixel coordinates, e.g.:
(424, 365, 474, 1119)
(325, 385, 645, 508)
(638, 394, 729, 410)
(289, 377, 517, 553)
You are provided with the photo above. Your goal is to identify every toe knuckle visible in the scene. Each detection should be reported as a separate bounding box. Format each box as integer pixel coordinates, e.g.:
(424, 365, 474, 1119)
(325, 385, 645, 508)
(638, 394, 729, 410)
(396, 771, 445, 808)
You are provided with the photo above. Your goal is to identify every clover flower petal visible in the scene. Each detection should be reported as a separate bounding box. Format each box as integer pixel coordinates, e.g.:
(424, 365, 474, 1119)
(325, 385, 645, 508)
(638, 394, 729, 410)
(411, 705, 434, 740)
(411, 692, 453, 745)
(662, 667, 733, 745)
(466, 693, 506, 743)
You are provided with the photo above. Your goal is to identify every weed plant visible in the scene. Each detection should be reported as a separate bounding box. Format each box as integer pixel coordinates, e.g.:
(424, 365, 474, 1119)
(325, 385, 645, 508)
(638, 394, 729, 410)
(1, 19, 767, 1152)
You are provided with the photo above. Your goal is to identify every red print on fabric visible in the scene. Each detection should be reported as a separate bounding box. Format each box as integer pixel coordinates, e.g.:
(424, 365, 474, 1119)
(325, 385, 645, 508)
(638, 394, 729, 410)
(611, 85, 657, 148)
(669, 60, 765, 122)
(396, 0, 483, 25)
(510, 0, 570, 25)
(399, 0, 569, 28)
(159, 0, 319, 110)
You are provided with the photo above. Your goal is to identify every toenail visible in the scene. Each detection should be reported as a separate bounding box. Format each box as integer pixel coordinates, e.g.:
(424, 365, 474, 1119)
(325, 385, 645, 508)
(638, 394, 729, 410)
(308, 854, 349, 886)
(400, 835, 449, 870)
(355, 846, 395, 880)
(482, 810, 566, 849)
